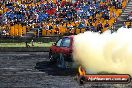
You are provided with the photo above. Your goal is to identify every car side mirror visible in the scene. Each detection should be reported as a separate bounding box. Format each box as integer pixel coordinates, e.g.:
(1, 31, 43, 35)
(52, 43, 56, 46)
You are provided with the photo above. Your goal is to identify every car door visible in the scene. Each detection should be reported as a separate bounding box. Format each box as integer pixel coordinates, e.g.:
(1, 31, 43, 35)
(60, 37, 72, 61)
(51, 38, 63, 59)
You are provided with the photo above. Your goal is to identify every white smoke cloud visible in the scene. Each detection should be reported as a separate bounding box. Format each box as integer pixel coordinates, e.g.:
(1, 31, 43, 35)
(73, 27, 132, 75)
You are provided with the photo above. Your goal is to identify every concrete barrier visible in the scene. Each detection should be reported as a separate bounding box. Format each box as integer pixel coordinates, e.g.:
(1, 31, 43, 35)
(0, 47, 50, 52)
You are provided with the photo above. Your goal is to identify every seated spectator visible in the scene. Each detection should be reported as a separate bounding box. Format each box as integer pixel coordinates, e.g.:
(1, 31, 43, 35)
(104, 21, 109, 28)
(127, 11, 132, 21)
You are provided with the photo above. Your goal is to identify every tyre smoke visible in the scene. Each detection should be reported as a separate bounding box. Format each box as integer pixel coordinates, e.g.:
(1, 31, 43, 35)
(73, 27, 132, 76)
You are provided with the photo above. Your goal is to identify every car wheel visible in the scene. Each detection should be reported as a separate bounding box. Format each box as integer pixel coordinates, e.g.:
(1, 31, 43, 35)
(78, 76, 86, 85)
(57, 53, 66, 69)
(49, 52, 55, 63)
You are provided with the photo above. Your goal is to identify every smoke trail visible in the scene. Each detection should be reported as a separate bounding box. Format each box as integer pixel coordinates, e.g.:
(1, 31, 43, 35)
(73, 27, 132, 76)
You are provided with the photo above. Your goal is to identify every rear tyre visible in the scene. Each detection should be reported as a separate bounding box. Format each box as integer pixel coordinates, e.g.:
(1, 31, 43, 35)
(78, 76, 86, 85)
(57, 53, 66, 69)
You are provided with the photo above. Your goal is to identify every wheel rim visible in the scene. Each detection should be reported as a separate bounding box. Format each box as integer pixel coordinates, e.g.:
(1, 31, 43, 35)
(49, 54, 53, 61)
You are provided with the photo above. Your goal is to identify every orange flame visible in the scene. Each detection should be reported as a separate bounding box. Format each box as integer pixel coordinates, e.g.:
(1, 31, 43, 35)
(78, 66, 86, 76)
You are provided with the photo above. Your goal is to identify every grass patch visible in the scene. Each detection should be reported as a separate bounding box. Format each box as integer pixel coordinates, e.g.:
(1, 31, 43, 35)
(0, 42, 54, 47)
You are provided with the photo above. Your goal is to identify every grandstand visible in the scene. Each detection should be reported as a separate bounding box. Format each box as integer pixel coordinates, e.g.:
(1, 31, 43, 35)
(0, 0, 131, 37)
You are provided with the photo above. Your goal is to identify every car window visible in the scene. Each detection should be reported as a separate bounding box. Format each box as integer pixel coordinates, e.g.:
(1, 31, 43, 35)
(56, 39, 62, 47)
(61, 38, 71, 47)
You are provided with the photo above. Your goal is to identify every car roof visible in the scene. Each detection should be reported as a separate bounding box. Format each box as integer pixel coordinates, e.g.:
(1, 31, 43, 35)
(63, 35, 74, 39)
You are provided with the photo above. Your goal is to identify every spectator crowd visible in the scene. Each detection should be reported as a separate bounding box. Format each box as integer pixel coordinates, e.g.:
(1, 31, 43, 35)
(0, 0, 128, 36)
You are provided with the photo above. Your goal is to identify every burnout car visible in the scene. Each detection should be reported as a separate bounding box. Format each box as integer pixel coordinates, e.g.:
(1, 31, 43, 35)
(49, 35, 75, 68)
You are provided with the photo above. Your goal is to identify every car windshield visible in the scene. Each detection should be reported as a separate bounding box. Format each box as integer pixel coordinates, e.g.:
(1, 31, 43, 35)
(61, 38, 71, 47)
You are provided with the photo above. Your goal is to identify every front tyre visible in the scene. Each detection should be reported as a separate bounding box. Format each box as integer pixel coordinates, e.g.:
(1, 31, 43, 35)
(57, 53, 66, 69)
(49, 52, 56, 63)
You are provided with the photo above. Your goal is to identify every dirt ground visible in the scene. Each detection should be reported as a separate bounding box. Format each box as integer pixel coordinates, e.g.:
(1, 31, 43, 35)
(0, 52, 131, 88)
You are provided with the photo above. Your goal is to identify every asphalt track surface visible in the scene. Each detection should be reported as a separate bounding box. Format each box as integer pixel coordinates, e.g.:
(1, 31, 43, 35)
(0, 52, 132, 88)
